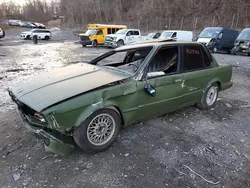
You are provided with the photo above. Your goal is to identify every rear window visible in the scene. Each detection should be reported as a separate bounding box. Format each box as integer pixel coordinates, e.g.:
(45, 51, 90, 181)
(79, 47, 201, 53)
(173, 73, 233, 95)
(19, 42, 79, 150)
(183, 45, 204, 72)
(201, 47, 211, 68)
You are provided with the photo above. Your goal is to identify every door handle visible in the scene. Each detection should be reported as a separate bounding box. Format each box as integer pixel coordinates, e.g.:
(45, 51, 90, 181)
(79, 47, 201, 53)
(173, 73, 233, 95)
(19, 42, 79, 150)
(174, 78, 182, 83)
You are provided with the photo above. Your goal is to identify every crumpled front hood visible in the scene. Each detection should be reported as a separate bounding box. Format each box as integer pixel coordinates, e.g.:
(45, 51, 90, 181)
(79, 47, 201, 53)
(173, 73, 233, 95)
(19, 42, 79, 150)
(197, 38, 212, 44)
(10, 63, 131, 112)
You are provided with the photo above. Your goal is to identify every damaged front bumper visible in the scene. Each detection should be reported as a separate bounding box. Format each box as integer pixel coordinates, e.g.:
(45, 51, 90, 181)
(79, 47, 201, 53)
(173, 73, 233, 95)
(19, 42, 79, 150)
(8, 88, 74, 156)
(23, 118, 74, 156)
(232, 41, 250, 54)
(104, 41, 118, 48)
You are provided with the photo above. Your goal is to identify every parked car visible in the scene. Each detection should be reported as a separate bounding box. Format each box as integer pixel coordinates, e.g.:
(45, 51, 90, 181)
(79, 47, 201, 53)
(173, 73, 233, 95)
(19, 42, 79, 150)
(8, 20, 21, 26)
(20, 29, 51, 40)
(79, 24, 127, 47)
(32, 22, 46, 29)
(104, 29, 142, 48)
(0, 28, 5, 39)
(8, 39, 233, 155)
(231, 28, 250, 56)
(197, 27, 239, 54)
(146, 32, 161, 39)
(20, 21, 36, 28)
(159, 30, 193, 41)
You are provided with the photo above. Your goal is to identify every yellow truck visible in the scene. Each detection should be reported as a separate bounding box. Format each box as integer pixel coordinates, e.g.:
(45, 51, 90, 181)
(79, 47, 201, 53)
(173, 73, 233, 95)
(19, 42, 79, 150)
(79, 24, 127, 47)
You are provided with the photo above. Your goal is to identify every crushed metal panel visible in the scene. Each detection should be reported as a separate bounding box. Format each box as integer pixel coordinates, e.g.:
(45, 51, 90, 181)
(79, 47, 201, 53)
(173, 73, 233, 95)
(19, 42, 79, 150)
(10, 63, 132, 112)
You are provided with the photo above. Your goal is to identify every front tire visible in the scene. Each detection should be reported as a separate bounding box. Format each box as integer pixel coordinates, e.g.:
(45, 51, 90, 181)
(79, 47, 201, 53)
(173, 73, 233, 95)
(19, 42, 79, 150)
(92, 40, 98, 47)
(73, 109, 121, 153)
(44, 36, 50, 40)
(197, 83, 219, 110)
(117, 40, 124, 47)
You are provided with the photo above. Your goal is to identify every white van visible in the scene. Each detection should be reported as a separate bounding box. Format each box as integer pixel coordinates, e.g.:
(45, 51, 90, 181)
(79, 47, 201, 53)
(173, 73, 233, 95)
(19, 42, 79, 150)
(160, 30, 193, 41)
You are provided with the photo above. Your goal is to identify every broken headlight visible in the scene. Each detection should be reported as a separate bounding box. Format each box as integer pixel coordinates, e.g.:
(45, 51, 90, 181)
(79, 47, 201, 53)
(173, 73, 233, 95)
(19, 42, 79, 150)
(34, 113, 46, 123)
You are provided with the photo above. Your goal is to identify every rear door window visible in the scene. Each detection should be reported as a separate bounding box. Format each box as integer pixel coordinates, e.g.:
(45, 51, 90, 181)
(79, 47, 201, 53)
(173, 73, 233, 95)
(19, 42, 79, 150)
(133, 30, 140, 36)
(183, 45, 204, 72)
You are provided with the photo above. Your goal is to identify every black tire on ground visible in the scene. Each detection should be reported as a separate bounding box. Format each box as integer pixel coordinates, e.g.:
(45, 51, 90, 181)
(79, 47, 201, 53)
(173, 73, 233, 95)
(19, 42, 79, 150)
(248, 53, 250, 56)
(196, 83, 219, 110)
(117, 40, 124, 47)
(44, 36, 50, 40)
(231, 49, 237, 55)
(227, 48, 231, 54)
(82, 44, 86, 47)
(73, 108, 121, 153)
(25, 35, 30, 40)
(92, 40, 98, 47)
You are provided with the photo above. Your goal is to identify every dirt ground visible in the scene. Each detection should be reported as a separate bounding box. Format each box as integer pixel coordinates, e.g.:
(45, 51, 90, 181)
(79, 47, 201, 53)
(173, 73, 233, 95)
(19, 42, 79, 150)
(0, 29, 250, 188)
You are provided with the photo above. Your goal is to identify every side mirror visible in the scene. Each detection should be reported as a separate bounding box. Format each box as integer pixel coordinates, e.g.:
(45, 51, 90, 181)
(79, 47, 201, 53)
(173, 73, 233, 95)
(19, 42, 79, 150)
(144, 83, 156, 97)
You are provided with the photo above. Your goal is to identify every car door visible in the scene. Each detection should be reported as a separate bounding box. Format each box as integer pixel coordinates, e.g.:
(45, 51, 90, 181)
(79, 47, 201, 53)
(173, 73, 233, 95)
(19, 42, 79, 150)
(180, 44, 214, 106)
(32, 30, 38, 38)
(96, 29, 104, 44)
(125, 31, 133, 44)
(136, 46, 184, 119)
(132, 30, 141, 43)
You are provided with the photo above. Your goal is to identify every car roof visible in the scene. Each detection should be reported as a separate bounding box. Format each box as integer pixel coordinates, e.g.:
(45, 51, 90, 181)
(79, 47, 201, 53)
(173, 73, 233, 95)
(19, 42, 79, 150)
(114, 40, 200, 51)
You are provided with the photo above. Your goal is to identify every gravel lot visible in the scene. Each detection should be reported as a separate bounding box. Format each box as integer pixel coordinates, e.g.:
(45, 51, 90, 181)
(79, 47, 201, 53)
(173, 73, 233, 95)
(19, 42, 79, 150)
(0, 29, 250, 188)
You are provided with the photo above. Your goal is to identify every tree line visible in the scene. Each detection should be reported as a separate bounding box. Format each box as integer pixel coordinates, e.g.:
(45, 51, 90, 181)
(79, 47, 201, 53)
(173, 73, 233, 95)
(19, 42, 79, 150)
(1, 0, 249, 31)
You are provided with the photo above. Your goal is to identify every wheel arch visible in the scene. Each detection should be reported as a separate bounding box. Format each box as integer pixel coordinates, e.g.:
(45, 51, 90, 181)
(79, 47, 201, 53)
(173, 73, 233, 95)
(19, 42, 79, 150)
(117, 39, 124, 43)
(75, 102, 125, 129)
(205, 78, 221, 92)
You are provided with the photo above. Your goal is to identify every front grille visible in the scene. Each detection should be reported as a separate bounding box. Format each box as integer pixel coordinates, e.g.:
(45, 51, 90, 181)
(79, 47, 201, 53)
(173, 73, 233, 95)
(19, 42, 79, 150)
(80, 36, 89, 41)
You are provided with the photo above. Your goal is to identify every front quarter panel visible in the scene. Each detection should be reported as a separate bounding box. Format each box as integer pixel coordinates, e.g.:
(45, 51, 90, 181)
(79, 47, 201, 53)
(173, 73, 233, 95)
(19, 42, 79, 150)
(43, 80, 138, 132)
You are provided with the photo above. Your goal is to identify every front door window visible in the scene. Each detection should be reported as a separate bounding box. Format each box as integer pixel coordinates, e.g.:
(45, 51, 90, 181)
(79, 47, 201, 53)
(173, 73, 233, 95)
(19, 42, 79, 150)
(137, 46, 183, 119)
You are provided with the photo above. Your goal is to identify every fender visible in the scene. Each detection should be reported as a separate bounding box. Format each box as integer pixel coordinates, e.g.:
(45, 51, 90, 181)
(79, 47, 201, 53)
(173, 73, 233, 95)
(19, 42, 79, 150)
(75, 100, 123, 128)
(205, 78, 221, 92)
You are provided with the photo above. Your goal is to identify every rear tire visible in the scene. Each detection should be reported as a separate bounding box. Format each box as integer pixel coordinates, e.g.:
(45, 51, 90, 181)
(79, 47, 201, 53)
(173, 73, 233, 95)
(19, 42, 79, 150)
(248, 52, 250, 56)
(196, 83, 219, 110)
(73, 109, 121, 153)
(82, 44, 86, 47)
(231, 49, 237, 55)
